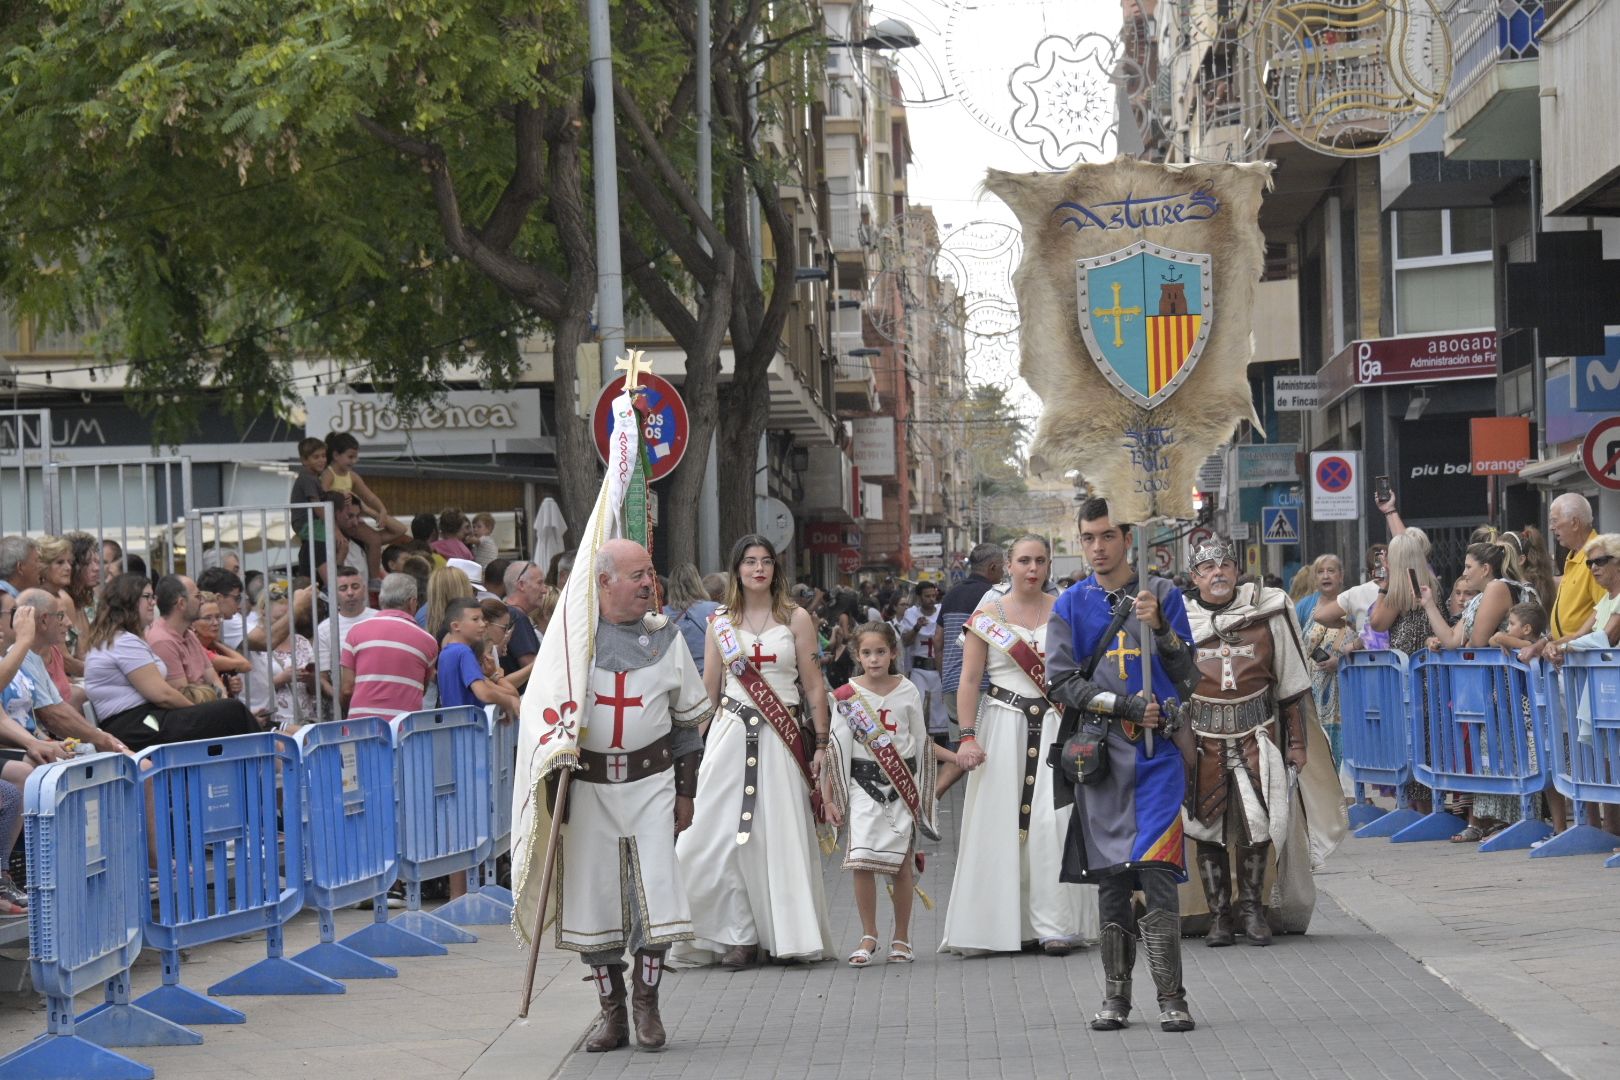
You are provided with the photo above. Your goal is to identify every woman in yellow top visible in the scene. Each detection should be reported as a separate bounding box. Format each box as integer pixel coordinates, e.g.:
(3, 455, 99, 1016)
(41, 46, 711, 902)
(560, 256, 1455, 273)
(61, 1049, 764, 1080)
(322, 432, 410, 579)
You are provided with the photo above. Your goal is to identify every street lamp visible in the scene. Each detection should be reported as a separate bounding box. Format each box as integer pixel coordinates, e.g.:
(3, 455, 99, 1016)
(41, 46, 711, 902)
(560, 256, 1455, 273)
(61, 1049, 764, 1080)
(827, 18, 922, 51)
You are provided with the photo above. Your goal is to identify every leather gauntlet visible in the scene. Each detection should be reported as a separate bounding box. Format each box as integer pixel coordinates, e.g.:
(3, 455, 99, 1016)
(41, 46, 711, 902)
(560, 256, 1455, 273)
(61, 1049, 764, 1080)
(673, 751, 701, 799)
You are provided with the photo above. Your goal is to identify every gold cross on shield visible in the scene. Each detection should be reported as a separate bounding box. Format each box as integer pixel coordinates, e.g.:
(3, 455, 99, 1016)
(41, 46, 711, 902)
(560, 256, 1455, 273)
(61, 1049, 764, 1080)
(1106, 631, 1140, 680)
(1092, 281, 1142, 348)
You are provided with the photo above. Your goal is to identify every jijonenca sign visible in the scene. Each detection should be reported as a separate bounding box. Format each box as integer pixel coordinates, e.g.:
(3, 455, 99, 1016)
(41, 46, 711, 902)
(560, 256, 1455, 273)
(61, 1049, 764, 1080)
(1052, 188, 1220, 233)
(305, 391, 542, 444)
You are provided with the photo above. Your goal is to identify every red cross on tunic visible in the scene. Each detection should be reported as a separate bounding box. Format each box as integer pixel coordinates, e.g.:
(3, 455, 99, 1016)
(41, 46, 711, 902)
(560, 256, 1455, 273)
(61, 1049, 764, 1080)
(596, 672, 644, 749)
(749, 639, 777, 667)
(878, 708, 896, 734)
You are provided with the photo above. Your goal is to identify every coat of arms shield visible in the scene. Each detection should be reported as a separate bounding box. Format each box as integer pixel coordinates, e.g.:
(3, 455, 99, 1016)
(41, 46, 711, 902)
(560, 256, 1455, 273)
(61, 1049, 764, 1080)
(1076, 240, 1213, 410)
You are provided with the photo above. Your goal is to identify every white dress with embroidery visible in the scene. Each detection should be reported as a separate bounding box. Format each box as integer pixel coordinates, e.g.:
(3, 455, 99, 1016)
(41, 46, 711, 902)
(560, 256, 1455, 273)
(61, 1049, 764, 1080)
(671, 621, 834, 964)
(939, 617, 1098, 954)
(826, 678, 934, 874)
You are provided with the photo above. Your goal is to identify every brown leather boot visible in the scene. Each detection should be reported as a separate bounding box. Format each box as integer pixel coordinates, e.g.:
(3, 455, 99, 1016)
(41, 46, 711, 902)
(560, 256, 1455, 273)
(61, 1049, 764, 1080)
(1236, 844, 1273, 946)
(631, 950, 668, 1050)
(584, 965, 628, 1052)
(1195, 842, 1234, 947)
(718, 943, 757, 970)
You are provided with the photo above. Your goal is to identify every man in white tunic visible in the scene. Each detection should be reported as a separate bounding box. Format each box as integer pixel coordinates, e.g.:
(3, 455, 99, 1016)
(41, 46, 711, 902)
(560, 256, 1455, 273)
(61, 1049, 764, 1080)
(558, 540, 712, 1052)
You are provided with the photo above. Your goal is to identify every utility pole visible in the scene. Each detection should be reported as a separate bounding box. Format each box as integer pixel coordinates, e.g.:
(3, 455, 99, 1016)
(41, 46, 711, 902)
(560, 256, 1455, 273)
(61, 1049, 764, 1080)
(588, 0, 623, 385)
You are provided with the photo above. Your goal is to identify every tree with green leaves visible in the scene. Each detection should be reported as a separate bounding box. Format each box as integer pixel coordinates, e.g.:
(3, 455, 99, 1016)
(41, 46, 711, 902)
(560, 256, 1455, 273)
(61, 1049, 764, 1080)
(0, 0, 801, 549)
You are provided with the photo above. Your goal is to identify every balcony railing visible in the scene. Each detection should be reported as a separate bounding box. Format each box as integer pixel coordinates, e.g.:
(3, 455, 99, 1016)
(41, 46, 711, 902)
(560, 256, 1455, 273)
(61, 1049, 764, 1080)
(1452, 0, 1543, 102)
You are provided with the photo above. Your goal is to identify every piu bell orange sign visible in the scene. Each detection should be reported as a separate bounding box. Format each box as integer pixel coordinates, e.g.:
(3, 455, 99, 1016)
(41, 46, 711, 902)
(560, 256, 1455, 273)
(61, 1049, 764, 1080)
(1470, 417, 1531, 476)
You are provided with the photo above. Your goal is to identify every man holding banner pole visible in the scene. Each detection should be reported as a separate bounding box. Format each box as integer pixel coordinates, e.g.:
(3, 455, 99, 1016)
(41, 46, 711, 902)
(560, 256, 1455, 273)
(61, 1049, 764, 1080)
(510, 355, 712, 1053)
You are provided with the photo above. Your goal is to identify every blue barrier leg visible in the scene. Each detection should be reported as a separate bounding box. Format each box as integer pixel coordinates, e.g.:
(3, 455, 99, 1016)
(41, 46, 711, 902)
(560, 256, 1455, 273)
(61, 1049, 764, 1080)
(134, 950, 245, 1025)
(1346, 802, 1388, 829)
(390, 881, 477, 944)
(0, 1032, 155, 1080)
(1531, 823, 1618, 858)
(1603, 851, 1620, 869)
(292, 909, 398, 979)
(1391, 809, 1470, 842)
(74, 973, 201, 1047)
(208, 927, 345, 997)
(1478, 818, 1555, 852)
(342, 900, 447, 958)
(1354, 808, 1425, 838)
(477, 858, 515, 907)
(437, 870, 515, 927)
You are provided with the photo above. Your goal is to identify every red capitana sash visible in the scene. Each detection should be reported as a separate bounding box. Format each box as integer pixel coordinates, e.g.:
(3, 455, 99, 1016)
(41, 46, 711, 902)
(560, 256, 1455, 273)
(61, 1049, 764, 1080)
(965, 610, 1055, 709)
(712, 612, 814, 789)
(831, 683, 938, 840)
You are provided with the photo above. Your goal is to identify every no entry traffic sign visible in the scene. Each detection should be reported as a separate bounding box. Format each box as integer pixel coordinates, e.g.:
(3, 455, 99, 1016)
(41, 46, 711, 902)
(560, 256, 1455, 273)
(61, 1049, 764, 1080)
(1309, 450, 1360, 521)
(1581, 416, 1620, 491)
(593, 373, 690, 481)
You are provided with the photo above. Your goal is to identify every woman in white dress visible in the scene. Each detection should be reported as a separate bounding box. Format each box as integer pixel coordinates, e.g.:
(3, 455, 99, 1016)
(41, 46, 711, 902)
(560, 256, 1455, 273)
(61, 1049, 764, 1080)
(941, 535, 1098, 956)
(672, 534, 835, 968)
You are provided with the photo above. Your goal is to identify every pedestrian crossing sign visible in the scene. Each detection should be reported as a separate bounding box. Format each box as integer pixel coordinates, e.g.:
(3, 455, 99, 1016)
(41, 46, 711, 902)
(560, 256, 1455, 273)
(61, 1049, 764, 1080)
(1261, 506, 1300, 545)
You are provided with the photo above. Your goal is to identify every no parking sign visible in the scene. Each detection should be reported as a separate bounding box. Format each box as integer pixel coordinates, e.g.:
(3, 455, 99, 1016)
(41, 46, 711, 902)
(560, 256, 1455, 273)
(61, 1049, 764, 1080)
(1309, 451, 1360, 521)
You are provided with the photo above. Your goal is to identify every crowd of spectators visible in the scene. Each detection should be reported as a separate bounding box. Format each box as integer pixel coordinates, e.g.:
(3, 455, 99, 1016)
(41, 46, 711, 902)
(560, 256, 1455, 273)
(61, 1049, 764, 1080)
(0, 431, 556, 918)
(1298, 489, 1619, 845)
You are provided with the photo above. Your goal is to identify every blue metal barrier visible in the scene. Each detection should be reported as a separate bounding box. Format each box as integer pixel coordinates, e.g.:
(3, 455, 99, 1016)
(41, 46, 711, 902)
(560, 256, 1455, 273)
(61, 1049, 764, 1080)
(1404, 650, 1553, 849)
(291, 717, 435, 976)
(0, 755, 195, 1080)
(436, 706, 516, 926)
(1540, 650, 1620, 863)
(481, 704, 518, 909)
(1338, 650, 1427, 837)
(135, 733, 342, 1026)
(391, 707, 492, 942)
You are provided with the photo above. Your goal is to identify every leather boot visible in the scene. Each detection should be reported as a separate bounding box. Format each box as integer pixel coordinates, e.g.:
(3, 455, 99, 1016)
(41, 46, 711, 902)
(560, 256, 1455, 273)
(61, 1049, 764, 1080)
(631, 950, 667, 1051)
(1236, 843, 1273, 946)
(1195, 842, 1234, 948)
(584, 965, 628, 1052)
(1138, 908, 1195, 1033)
(719, 943, 757, 970)
(1089, 923, 1135, 1031)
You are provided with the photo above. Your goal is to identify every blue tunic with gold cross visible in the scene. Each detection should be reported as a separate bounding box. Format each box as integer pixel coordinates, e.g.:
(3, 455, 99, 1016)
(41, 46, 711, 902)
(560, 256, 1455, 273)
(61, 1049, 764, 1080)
(1045, 574, 1195, 883)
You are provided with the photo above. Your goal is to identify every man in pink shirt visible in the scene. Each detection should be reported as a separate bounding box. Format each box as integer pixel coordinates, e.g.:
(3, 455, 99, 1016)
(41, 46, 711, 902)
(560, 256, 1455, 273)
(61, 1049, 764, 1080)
(147, 574, 237, 697)
(341, 572, 438, 721)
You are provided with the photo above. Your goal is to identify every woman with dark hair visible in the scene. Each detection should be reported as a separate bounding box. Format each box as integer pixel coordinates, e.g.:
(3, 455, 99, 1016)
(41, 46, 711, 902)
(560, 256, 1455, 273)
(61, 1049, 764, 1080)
(1419, 539, 1543, 840)
(431, 508, 475, 562)
(66, 532, 100, 636)
(82, 574, 259, 751)
(673, 533, 834, 969)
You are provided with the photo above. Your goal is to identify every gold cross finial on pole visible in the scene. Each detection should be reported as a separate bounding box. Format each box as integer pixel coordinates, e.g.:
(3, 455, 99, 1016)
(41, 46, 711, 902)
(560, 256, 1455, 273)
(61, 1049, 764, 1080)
(614, 349, 653, 390)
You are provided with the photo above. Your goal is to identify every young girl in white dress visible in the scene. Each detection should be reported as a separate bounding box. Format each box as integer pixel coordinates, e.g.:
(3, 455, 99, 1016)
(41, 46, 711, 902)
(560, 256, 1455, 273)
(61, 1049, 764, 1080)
(824, 623, 956, 966)
(941, 535, 1098, 956)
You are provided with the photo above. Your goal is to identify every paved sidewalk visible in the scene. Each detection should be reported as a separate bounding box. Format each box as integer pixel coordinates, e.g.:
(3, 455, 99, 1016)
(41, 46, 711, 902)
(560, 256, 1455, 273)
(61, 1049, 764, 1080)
(549, 796, 1570, 1080)
(4, 802, 1615, 1078)
(0, 902, 595, 1080)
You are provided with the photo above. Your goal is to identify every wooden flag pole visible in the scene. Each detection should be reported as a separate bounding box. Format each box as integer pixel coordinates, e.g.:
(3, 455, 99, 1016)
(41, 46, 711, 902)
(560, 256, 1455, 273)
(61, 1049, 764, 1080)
(517, 769, 572, 1019)
(1137, 521, 1154, 757)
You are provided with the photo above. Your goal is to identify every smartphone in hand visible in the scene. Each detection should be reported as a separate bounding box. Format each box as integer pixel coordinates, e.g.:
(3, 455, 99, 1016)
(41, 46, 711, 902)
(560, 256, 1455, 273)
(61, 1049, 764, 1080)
(1375, 474, 1393, 506)
(1407, 567, 1421, 596)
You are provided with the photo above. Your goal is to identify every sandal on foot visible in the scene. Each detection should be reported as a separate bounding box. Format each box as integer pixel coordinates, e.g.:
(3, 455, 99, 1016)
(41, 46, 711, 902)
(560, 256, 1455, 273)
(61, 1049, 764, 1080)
(1449, 825, 1484, 843)
(887, 940, 914, 964)
(848, 935, 878, 967)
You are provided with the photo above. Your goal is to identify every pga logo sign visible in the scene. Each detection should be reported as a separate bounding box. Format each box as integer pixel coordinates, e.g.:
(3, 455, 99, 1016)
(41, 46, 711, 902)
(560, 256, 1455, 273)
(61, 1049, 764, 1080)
(1357, 342, 1382, 381)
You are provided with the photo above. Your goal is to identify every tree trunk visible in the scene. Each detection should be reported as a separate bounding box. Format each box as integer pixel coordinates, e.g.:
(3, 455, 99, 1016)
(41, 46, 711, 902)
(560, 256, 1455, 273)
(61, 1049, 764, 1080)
(548, 312, 599, 534)
(715, 369, 768, 548)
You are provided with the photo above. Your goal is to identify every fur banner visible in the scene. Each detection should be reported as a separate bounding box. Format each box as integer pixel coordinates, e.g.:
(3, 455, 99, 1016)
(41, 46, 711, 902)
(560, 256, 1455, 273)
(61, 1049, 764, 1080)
(986, 157, 1273, 523)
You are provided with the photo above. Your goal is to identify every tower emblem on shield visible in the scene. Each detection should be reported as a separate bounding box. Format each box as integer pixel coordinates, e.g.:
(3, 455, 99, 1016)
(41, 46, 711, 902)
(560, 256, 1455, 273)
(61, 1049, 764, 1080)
(1076, 240, 1213, 409)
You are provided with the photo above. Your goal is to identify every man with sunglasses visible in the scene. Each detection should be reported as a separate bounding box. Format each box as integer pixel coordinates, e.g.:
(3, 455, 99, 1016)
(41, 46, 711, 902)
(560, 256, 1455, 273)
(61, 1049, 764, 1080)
(502, 559, 547, 681)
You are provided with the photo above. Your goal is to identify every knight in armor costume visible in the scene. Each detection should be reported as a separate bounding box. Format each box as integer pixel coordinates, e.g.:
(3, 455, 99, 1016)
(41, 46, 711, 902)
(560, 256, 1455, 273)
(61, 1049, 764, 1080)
(1045, 500, 1201, 1033)
(563, 540, 712, 1053)
(1180, 538, 1345, 946)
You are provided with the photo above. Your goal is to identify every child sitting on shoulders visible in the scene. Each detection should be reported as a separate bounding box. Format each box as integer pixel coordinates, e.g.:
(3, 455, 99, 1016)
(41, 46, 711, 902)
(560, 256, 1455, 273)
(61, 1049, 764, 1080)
(1489, 602, 1547, 654)
(821, 622, 956, 968)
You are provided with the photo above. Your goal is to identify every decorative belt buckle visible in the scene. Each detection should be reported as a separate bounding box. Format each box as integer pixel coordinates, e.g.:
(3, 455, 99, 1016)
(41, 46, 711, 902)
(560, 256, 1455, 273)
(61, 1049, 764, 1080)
(605, 753, 630, 783)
